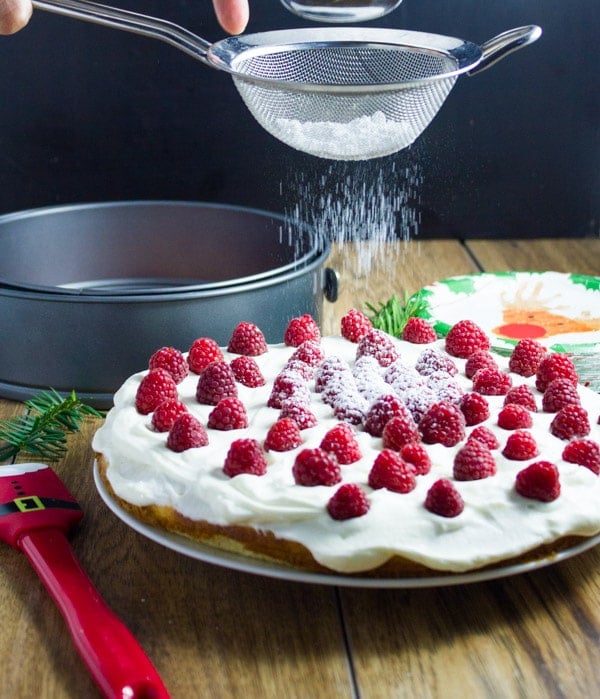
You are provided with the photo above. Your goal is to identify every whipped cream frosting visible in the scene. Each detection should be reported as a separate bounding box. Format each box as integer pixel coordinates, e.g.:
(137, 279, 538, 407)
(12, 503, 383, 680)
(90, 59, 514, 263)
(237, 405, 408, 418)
(92, 335, 600, 573)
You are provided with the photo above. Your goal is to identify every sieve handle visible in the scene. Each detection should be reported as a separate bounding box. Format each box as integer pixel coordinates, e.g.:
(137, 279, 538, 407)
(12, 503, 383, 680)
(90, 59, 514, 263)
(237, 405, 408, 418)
(468, 25, 542, 76)
(31, 0, 214, 63)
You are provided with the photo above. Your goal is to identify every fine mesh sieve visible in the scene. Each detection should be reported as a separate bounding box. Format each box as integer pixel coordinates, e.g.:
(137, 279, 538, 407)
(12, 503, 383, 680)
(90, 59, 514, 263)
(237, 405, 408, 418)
(32, 0, 541, 160)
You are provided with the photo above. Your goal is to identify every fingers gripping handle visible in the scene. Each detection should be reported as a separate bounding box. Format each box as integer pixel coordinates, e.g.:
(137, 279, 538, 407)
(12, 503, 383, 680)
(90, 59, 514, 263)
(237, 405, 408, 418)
(19, 528, 170, 699)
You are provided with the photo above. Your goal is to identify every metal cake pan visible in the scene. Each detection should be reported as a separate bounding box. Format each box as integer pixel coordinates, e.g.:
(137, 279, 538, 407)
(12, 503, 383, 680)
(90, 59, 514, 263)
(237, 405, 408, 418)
(0, 201, 336, 408)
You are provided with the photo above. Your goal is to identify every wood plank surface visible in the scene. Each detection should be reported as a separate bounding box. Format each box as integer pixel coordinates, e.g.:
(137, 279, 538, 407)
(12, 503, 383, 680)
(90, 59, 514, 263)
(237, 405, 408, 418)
(1, 238, 599, 699)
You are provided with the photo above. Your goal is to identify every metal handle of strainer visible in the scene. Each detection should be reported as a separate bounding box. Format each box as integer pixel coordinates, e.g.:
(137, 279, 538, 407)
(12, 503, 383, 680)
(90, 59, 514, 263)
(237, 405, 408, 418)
(467, 25, 543, 76)
(31, 0, 214, 62)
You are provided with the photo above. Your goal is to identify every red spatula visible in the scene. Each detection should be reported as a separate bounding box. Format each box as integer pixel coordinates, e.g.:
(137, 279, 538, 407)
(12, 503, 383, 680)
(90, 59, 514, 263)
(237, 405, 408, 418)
(0, 462, 170, 698)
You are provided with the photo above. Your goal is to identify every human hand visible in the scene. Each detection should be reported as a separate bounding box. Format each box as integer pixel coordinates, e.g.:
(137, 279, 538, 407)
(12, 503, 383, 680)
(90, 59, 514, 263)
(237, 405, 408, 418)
(0, 0, 249, 36)
(212, 0, 249, 34)
(0, 0, 32, 34)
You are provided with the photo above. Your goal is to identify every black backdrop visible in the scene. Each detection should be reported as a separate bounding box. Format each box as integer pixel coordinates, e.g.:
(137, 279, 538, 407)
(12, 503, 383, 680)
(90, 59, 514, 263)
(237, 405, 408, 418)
(0, 1, 598, 238)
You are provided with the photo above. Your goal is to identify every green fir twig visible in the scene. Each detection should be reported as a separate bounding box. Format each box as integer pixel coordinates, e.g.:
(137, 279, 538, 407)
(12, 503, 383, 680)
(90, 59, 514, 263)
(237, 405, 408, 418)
(365, 292, 429, 338)
(0, 389, 103, 462)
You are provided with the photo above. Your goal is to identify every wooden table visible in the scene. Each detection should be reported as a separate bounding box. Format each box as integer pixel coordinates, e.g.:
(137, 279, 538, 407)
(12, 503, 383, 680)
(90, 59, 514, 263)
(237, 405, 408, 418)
(1, 238, 599, 699)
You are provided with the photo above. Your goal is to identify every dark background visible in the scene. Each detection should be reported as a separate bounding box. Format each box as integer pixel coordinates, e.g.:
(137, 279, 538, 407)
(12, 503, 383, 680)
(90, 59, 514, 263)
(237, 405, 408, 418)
(0, 0, 598, 238)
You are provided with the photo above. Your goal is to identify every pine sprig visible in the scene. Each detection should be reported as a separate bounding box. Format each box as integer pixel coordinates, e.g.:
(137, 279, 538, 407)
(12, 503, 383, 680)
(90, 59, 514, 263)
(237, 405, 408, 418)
(0, 389, 103, 462)
(365, 292, 429, 338)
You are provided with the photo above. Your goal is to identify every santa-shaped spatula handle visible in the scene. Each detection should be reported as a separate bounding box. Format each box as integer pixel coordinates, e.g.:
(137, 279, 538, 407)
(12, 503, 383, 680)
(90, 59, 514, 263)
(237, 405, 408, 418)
(0, 463, 170, 698)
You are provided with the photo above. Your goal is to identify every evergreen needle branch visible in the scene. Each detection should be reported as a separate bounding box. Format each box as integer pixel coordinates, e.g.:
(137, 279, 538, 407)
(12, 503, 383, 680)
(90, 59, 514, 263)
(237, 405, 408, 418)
(0, 389, 103, 462)
(365, 292, 429, 337)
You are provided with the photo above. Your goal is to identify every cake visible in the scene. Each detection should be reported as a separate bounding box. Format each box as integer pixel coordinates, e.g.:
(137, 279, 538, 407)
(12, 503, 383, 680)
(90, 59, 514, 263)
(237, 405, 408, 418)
(92, 312, 600, 576)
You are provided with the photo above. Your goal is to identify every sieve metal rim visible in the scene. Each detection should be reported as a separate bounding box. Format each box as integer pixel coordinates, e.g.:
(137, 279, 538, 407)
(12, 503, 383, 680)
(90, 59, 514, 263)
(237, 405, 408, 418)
(207, 27, 483, 94)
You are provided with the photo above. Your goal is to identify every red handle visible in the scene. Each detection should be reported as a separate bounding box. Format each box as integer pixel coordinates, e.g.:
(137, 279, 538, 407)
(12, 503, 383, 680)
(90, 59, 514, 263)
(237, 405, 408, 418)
(19, 528, 170, 699)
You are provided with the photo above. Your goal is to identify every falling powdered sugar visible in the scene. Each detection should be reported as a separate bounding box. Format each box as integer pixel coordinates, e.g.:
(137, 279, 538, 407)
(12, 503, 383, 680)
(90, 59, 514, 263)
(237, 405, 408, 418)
(282, 155, 423, 278)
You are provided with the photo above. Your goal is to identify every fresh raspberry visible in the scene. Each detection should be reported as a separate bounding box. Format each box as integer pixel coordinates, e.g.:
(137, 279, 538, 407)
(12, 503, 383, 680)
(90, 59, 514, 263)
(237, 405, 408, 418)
(503, 384, 538, 412)
(502, 430, 539, 460)
(472, 367, 512, 396)
(459, 392, 490, 426)
(400, 442, 432, 475)
(445, 320, 490, 359)
(402, 386, 437, 424)
(401, 317, 437, 344)
(292, 448, 342, 486)
(464, 350, 498, 379)
(508, 338, 546, 377)
(415, 348, 458, 377)
(535, 353, 578, 392)
(381, 411, 420, 450)
(497, 403, 533, 430)
(284, 314, 320, 347)
(363, 394, 406, 437)
(355, 329, 399, 368)
(227, 321, 267, 356)
(320, 423, 362, 464)
(426, 371, 464, 405)
(166, 413, 208, 452)
(419, 401, 466, 447)
(453, 439, 496, 481)
(561, 439, 600, 475)
(550, 405, 590, 440)
(368, 449, 417, 493)
(135, 368, 179, 415)
(279, 400, 318, 430)
(315, 356, 351, 392)
(340, 309, 373, 343)
(267, 370, 310, 409)
(332, 392, 369, 426)
(149, 346, 188, 383)
(223, 438, 267, 477)
(264, 418, 303, 452)
(515, 461, 561, 502)
(230, 356, 265, 387)
(542, 378, 581, 413)
(196, 361, 238, 405)
(468, 425, 500, 450)
(151, 399, 188, 432)
(283, 359, 315, 381)
(207, 397, 248, 430)
(424, 479, 464, 518)
(290, 340, 324, 367)
(188, 337, 225, 374)
(327, 483, 370, 520)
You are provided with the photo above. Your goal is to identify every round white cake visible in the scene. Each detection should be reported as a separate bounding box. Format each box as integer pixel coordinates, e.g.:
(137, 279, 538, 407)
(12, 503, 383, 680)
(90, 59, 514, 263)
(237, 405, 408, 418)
(92, 313, 600, 576)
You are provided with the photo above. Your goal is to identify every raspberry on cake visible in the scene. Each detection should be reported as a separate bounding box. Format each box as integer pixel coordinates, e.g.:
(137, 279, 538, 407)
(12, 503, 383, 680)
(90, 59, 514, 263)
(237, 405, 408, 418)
(223, 438, 267, 477)
(149, 346, 189, 384)
(227, 321, 268, 356)
(368, 449, 417, 494)
(340, 309, 372, 343)
(196, 362, 238, 405)
(264, 418, 303, 452)
(292, 448, 341, 487)
(93, 312, 600, 577)
(402, 317, 437, 344)
(445, 320, 490, 358)
(135, 368, 179, 415)
(508, 338, 546, 377)
(320, 423, 362, 464)
(188, 337, 224, 374)
(284, 314, 321, 347)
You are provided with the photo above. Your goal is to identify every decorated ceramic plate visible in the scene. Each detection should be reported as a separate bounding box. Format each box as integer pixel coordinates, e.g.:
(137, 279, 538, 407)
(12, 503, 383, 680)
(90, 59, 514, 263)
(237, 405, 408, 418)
(414, 272, 600, 353)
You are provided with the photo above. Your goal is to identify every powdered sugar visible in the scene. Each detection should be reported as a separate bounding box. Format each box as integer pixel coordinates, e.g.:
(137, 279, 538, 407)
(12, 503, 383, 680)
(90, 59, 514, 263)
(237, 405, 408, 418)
(274, 111, 417, 161)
